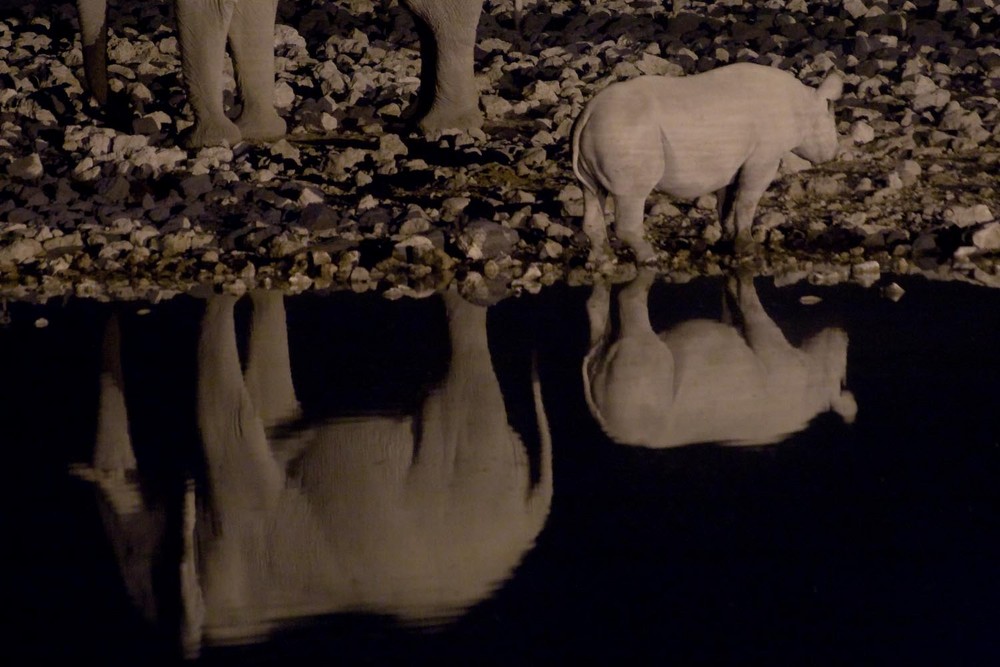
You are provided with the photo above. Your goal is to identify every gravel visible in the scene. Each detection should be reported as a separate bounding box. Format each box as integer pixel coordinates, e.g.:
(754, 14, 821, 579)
(0, 0, 998, 303)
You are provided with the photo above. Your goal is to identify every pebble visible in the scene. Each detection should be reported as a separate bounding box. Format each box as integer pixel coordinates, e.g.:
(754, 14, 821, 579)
(850, 121, 875, 144)
(8, 153, 43, 180)
(441, 197, 471, 219)
(0, 238, 43, 265)
(881, 282, 906, 302)
(945, 204, 994, 227)
(972, 222, 1000, 251)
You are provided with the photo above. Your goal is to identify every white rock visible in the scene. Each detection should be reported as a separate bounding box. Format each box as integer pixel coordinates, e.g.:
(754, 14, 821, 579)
(843, 0, 869, 19)
(274, 81, 296, 110)
(525, 80, 561, 105)
(481, 95, 514, 118)
(913, 89, 950, 111)
(546, 222, 575, 238)
(274, 24, 307, 49)
(270, 139, 300, 162)
(972, 222, 1000, 251)
(530, 130, 556, 147)
(0, 238, 43, 264)
(852, 260, 881, 276)
(894, 160, 922, 186)
(881, 282, 905, 302)
(441, 197, 471, 218)
(850, 120, 875, 144)
(945, 204, 994, 227)
(376, 133, 408, 161)
(759, 211, 787, 229)
(298, 187, 324, 206)
(541, 239, 563, 259)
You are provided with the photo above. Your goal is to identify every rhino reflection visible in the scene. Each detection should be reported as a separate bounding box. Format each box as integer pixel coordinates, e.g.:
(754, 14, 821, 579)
(584, 269, 857, 448)
(76, 290, 552, 655)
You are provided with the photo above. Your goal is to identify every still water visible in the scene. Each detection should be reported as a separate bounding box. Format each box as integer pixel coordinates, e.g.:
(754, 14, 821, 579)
(5, 273, 999, 664)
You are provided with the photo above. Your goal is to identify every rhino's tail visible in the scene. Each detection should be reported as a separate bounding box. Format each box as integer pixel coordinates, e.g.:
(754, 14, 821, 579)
(76, 0, 109, 104)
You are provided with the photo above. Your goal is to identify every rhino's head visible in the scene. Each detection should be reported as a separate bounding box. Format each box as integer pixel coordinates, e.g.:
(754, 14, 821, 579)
(792, 71, 844, 165)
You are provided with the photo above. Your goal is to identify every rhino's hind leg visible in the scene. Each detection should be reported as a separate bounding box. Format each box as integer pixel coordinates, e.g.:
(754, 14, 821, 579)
(582, 188, 612, 264)
(613, 194, 656, 264)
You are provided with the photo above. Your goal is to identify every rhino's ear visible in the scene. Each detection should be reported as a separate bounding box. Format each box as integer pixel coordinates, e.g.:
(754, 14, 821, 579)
(817, 71, 844, 102)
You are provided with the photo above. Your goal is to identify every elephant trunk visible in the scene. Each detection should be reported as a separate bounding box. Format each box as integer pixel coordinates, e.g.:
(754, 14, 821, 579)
(76, 0, 109, 104)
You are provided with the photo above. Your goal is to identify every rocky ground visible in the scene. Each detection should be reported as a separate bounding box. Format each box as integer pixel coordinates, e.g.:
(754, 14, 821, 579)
(0, 0, 998, 303)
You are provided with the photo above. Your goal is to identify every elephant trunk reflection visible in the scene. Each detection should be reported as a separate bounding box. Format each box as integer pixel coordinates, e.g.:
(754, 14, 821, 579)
(584, 269, 857, 448)
(78, 290, 552, 656)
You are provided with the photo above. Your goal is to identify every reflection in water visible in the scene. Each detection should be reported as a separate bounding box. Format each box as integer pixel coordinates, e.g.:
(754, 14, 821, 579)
(72, 290, 552, 656)
(584, 269, 858, 448)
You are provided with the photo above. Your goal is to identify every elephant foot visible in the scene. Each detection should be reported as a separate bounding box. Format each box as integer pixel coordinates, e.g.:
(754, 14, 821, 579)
(237, 110, 287, 143)
(180, 117, 242, 149)
(416, 104, 484, 133)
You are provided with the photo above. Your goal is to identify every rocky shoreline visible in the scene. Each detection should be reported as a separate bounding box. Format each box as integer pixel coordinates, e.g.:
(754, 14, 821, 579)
(0, 0, 998, 303)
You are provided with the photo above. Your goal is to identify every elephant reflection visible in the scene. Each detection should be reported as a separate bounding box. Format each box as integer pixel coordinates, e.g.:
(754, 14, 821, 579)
(73, 290, 552, 656)
(583, 269, 857, 448)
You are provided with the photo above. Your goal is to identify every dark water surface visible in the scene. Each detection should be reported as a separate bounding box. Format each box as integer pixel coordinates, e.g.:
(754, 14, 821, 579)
(4, 274, 999, 664)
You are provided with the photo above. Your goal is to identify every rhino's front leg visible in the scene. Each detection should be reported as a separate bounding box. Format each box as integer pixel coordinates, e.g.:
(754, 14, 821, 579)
(732, 158, 780, 254)
(402, 0, 485, 132)
(176, 0, 242, 148)
(228, 0, 287, 141)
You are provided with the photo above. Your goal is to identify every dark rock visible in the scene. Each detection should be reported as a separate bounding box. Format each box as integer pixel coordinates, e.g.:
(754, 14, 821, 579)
(299, 203, 341, 231)
(180, 174, 213, 199)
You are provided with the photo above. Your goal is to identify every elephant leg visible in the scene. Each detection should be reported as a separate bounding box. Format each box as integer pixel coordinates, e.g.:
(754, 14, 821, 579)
(197, 295, 284, 518)
(176, 0, 242, 148)
(76, 0, 109, 104)
(244, 290, 300, 429)
(228, 0, 287, 141)
(402, 0, 484, 132)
